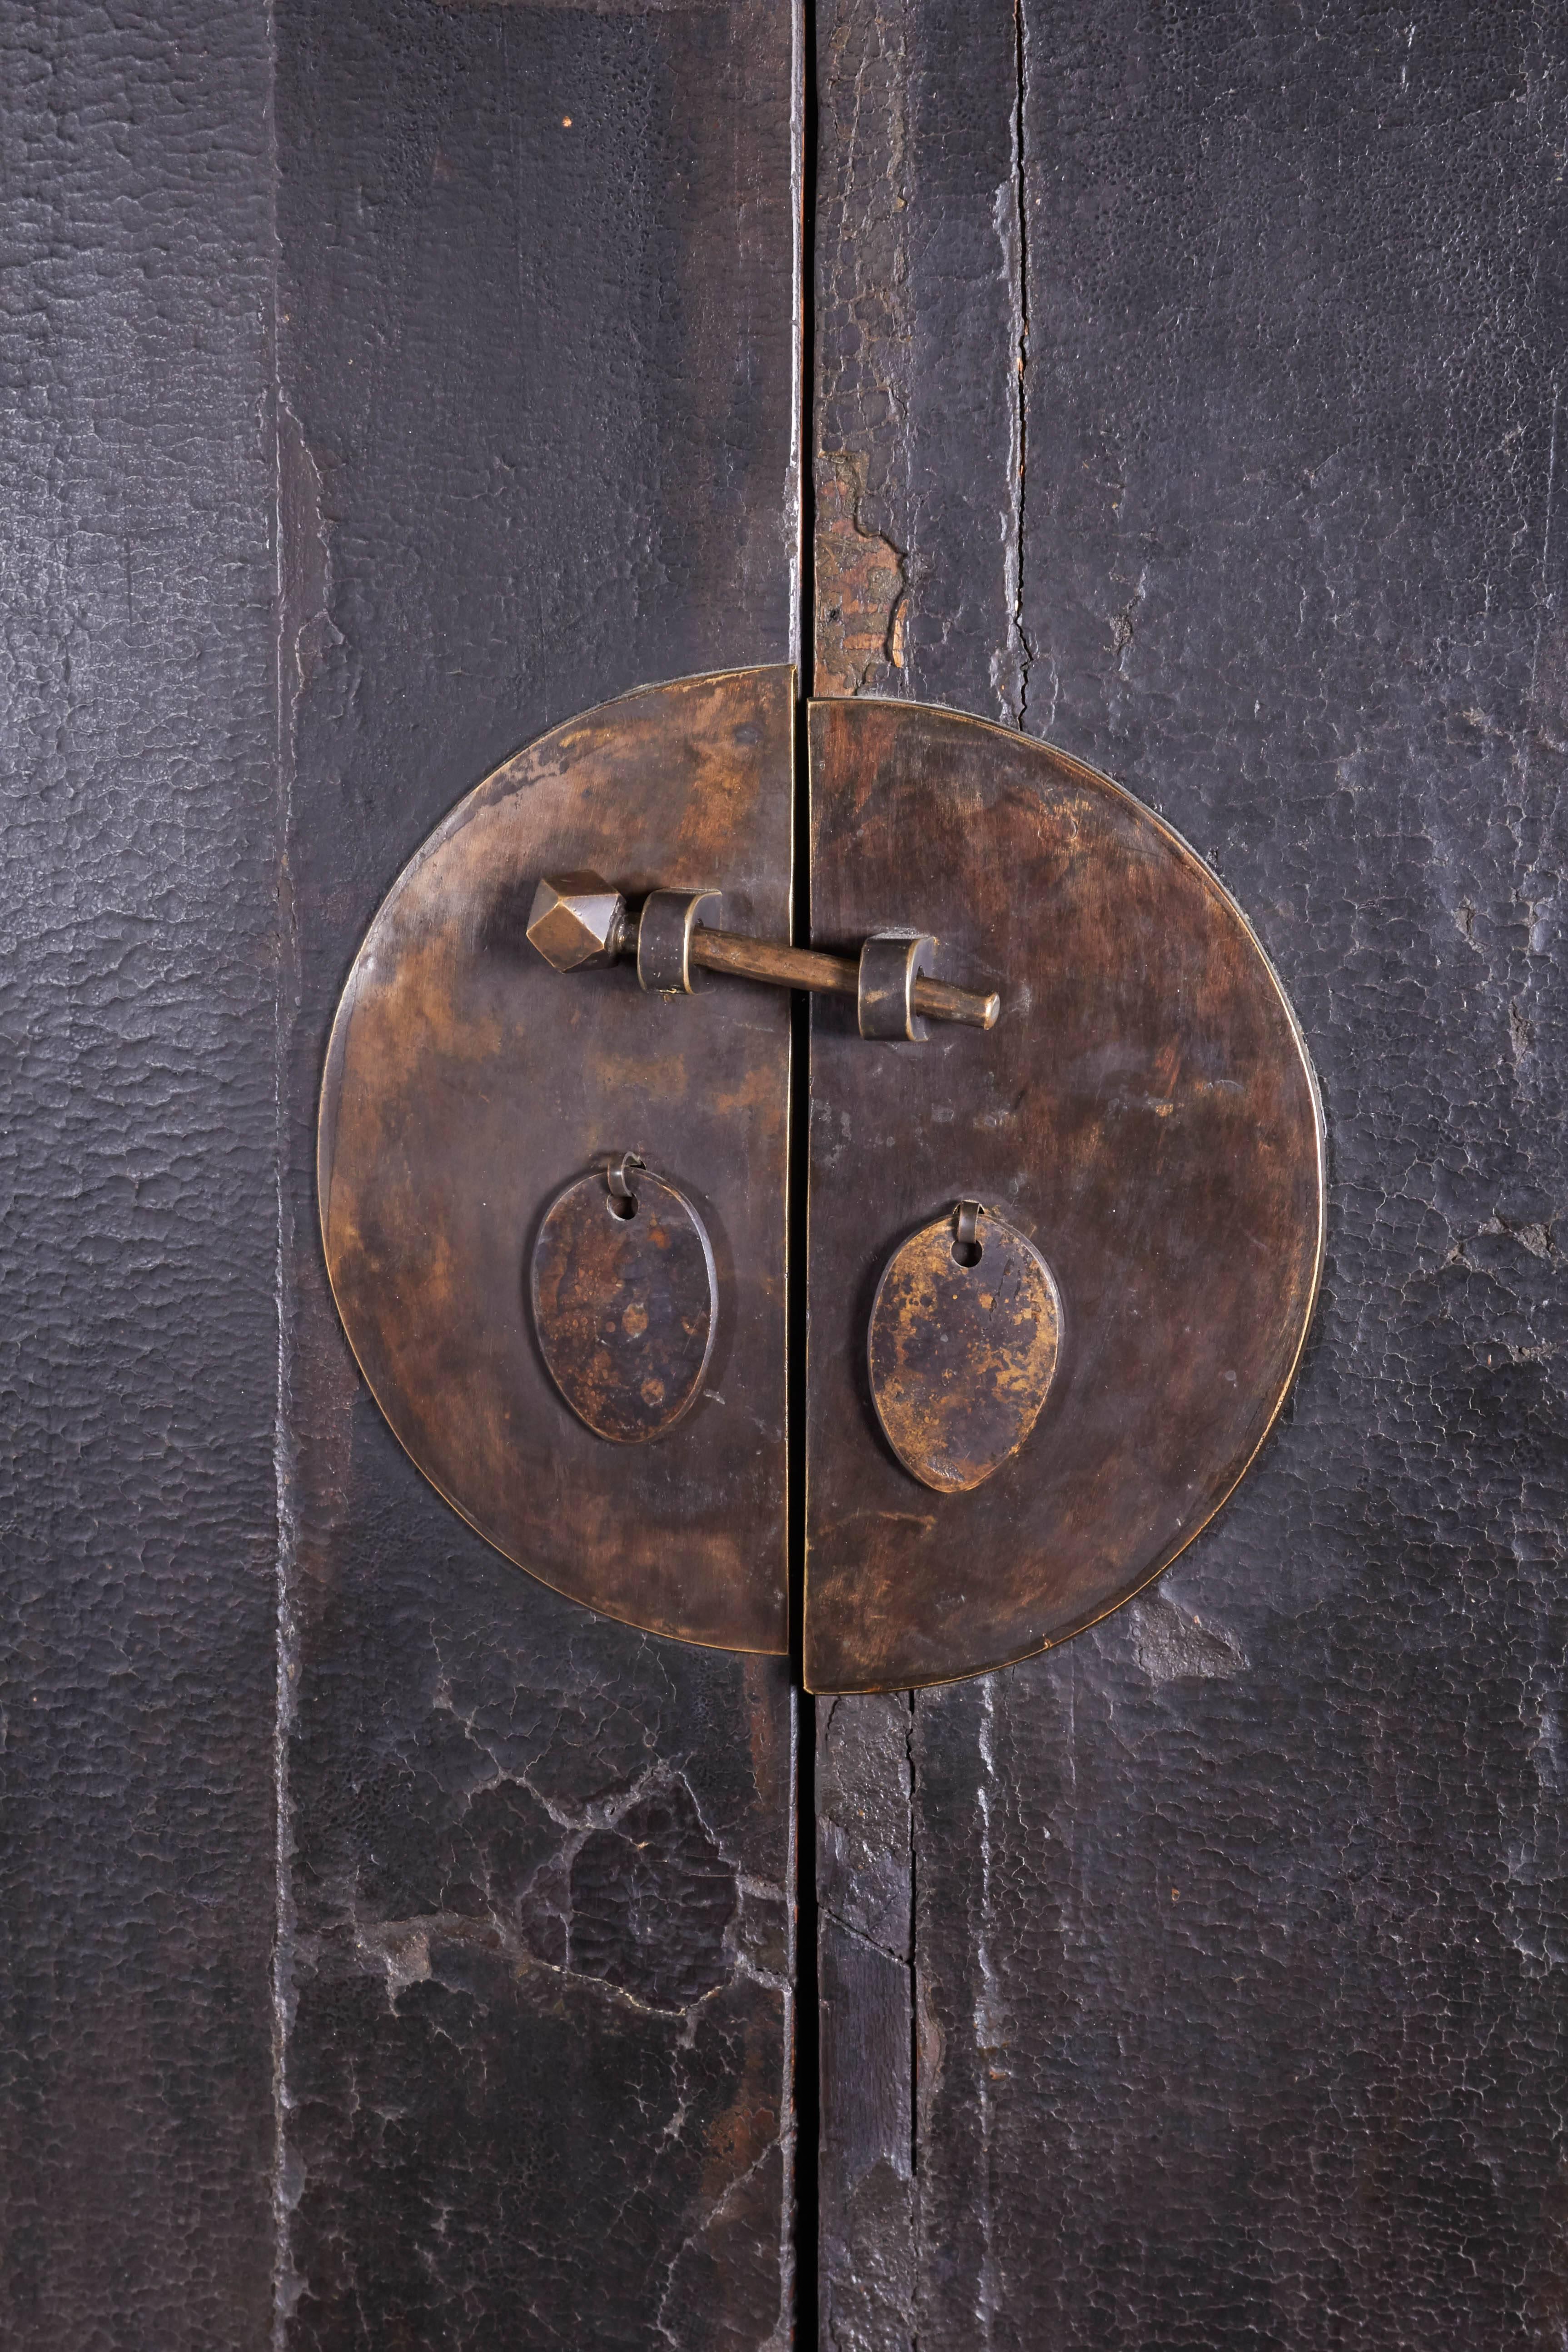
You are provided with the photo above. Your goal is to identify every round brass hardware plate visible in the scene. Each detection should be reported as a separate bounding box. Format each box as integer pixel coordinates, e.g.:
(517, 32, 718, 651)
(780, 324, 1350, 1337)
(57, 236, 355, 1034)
(318, 668, 1323, 1689)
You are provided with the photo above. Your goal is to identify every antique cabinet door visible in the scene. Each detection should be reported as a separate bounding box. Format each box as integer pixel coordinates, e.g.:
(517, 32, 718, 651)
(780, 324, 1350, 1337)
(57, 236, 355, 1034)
(3, 6, 803, 2348)
(811, 7, 1568, 2350)
(272, 9, 802, 2347)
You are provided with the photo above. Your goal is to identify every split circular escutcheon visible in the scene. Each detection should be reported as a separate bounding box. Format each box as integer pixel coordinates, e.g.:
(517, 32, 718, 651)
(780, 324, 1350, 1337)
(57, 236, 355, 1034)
(317, 667, 1324, 1691)
(317, 668, 796, 1655)
(802, 696, 1324, 1693)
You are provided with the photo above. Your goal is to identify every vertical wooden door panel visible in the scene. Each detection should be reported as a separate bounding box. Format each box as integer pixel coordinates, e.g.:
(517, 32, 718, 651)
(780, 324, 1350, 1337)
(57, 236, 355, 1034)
(811, 4, 1020, 2341)
(274, 6, 801, 2344)
(815, 4, 1568, 2347)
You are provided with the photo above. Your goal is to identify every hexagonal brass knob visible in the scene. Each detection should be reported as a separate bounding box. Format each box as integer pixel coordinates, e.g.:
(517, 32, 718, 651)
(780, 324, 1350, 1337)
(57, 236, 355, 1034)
(525, 872, 631, 971)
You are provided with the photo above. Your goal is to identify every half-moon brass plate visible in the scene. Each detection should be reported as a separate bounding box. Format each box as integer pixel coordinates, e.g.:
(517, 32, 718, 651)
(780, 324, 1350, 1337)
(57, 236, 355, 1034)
(317, 667, 793, 1653)
(805, 697, 1324, 1693)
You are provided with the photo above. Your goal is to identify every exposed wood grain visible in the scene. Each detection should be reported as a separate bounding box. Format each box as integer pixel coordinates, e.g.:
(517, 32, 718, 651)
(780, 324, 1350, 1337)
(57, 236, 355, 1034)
(808, 5, 1030, 2333)
(815, 1694, 916, 2352)
(810, 1, 1024, 2335)
(813, 0, 1023, 718)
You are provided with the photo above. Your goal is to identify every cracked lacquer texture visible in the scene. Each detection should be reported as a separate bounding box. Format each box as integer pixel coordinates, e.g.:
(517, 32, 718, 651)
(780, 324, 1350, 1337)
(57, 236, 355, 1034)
(813, 0, 1020, 709)
(274, 2, 800, 2343)
(0, 5, 281, 2346)
(811, 9, 1044, 2341)
(906, 5, 1568, 2347)
(284, 1579, 794, 2351)
(816, 1697, 914, 2352)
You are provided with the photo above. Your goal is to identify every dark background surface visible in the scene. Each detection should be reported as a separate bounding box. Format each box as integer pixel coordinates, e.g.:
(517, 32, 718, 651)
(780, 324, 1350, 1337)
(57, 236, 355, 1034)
(814, 2, 1568, 2347)
(3, 1, 1566, 2347)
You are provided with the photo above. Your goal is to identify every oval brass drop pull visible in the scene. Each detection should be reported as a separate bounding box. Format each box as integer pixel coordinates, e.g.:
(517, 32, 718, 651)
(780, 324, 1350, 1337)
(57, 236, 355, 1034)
(531, 1159, 717, 1444)
(867, 1202, 1062, 1494)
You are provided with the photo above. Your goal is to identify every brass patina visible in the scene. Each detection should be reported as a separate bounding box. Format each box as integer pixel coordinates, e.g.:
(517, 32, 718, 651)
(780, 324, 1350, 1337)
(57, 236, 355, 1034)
(867, 1202, 1062, 1494)
(319, 669, 1323, 1689)
(527, 873, 999, 1031)
(856, 932, 940, 1042)
(318, 667, 792, 1654)
(804, 695, 1324, 1692)
(531, 1161, 717, 1444)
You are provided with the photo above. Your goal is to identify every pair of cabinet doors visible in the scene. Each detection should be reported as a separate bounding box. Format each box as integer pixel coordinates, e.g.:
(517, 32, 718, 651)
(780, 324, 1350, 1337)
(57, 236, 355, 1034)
(15, 4, 1555, 2348)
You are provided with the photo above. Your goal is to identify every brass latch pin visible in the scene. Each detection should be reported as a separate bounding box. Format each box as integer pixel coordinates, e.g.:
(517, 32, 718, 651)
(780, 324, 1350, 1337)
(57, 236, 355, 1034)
(526, 873, 1001, 1037)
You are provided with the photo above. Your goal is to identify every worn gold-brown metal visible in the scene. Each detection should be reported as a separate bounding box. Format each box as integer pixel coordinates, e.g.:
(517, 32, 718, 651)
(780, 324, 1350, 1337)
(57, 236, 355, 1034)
(318, 667, 793, 1653)
(321, 666, 1322, 1689)
(867, 1202, 1062, 1493)
(804, 695, 1325, 1694)
(857, 931, 938, 1042)
(531, 1162, 717, 1445)
(524, 873, 633, 971)
(636, 888, 723, 996)
(527, 873, 1001, 1031)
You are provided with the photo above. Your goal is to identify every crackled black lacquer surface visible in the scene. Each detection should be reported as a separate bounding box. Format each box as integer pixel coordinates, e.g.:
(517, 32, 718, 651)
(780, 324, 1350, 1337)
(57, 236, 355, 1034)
(274, 5, 800, 2346)
(0, 7, 281, 2345)
(815, 3, 1568, 2346)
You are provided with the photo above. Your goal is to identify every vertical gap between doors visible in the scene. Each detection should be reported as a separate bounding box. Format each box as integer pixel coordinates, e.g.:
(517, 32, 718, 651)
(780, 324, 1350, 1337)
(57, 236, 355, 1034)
(790, 0, 820, 2339)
